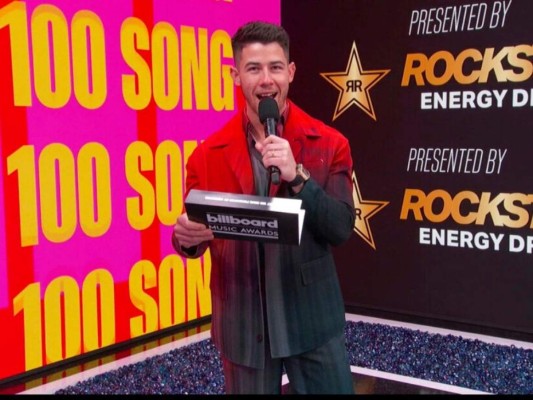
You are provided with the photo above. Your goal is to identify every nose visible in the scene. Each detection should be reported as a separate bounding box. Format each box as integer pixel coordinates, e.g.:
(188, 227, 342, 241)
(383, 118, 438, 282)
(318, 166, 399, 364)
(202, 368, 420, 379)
(260, 67, 274, 85)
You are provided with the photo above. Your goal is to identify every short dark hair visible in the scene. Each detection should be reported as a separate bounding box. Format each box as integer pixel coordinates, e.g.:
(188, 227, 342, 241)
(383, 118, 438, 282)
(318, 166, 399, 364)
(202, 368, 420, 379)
(231, 21, 290, 63)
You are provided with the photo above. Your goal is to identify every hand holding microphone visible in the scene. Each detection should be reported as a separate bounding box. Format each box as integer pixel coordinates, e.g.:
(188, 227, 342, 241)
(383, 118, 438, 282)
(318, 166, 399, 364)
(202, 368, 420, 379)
(258, 97, 281, 185)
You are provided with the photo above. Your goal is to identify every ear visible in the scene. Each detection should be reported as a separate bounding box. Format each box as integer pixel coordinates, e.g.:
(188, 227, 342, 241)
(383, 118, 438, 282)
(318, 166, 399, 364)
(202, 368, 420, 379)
(288, 61, 296, 83)
(230, 66, 241, 86)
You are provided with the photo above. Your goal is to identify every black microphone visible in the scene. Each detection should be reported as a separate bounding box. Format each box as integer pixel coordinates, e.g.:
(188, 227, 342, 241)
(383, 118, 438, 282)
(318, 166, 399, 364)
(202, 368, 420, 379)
(258, 97, 281, 185)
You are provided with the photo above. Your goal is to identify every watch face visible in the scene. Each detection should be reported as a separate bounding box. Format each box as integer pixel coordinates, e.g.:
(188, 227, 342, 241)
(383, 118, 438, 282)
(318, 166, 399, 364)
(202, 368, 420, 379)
(297, 164, 310, 180)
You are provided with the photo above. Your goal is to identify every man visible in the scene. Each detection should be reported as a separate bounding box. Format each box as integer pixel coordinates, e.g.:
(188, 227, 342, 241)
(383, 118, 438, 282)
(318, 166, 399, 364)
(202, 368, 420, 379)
(172, 21, 355, 394)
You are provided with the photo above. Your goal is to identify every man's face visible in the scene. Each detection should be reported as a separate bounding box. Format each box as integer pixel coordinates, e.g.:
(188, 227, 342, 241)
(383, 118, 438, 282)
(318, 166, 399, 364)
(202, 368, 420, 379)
(231, 42, 296, 123)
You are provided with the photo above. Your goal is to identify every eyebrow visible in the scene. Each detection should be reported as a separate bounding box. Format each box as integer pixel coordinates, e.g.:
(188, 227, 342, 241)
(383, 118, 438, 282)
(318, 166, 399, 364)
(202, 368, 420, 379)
(243, 60, 286, 68)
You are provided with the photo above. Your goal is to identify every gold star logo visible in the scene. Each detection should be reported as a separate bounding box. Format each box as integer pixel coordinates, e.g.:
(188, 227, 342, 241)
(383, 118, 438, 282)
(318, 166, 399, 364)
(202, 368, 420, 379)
(352, 172, 388, 250)
(321, 42, 390, 121)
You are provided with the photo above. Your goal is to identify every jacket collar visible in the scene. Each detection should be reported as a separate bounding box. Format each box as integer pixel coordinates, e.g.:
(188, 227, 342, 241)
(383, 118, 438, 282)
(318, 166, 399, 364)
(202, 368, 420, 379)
(204, 100, 321, 195)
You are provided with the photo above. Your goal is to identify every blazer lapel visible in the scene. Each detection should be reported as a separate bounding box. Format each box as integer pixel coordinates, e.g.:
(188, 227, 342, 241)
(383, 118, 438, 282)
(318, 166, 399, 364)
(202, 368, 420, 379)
(225, 141, 254, 195)
(213, 114, 255, 195)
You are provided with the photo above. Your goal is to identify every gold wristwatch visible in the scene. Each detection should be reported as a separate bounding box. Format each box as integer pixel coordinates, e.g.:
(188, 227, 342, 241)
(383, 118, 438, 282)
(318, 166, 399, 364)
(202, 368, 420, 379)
(288, 163, 310, 187)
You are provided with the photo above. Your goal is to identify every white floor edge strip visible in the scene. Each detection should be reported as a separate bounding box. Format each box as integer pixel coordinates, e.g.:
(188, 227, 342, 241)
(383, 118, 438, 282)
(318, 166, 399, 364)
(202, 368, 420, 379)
(350, 366, 490, 395)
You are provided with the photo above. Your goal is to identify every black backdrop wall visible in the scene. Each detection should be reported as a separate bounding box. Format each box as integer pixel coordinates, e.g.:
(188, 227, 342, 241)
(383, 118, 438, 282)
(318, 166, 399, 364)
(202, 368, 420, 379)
(282, 0, 532, 338)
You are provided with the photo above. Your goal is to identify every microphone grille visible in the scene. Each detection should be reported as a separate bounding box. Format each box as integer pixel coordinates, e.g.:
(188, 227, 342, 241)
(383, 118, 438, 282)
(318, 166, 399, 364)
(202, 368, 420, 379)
(258, 97, 280, 123)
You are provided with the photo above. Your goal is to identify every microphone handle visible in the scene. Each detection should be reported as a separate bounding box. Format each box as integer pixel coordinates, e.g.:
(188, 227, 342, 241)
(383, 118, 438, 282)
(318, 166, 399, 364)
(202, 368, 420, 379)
(270, 166, 281, 185)
(264, 118, 281, 185)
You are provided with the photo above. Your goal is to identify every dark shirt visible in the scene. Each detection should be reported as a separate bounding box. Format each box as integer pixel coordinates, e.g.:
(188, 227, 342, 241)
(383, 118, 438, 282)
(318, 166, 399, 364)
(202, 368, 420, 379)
(243, 105, 288, 196)
(242, 104, 289, 345)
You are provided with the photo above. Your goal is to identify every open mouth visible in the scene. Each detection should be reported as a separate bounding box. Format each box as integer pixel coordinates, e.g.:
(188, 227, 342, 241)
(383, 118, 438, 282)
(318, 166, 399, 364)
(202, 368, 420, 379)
(257, 93, 277, 100)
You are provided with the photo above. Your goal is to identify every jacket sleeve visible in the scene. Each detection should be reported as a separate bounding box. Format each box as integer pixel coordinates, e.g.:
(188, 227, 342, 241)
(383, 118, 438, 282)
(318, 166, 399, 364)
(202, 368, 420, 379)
(294, 136, 355, 247)
(171, 145, 210, 259)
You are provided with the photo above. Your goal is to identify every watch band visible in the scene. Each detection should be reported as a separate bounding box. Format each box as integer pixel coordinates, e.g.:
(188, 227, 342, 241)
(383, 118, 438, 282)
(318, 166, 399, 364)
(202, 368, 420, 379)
(288, 163, 310, 187)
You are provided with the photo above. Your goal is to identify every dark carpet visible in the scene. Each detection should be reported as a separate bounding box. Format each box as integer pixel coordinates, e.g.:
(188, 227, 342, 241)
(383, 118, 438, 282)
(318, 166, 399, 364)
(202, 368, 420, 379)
(55, 321, 532, 395)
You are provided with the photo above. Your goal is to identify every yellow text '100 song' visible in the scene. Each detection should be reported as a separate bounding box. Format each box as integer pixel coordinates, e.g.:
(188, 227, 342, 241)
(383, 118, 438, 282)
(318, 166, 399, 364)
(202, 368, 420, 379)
(0, 1, 235, 111)
(8, 139, 199, 247)
(14, 253, 212, 371)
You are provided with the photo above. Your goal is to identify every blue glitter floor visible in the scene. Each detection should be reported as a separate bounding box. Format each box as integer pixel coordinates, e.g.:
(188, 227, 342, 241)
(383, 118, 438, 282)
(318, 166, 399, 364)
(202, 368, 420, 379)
(50, 320, 532, 395)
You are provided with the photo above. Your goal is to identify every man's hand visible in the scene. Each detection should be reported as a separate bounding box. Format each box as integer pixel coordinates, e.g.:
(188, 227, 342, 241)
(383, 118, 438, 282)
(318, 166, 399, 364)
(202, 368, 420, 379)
(255, 135, 298, 183)
(173, 213, 214, 248)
